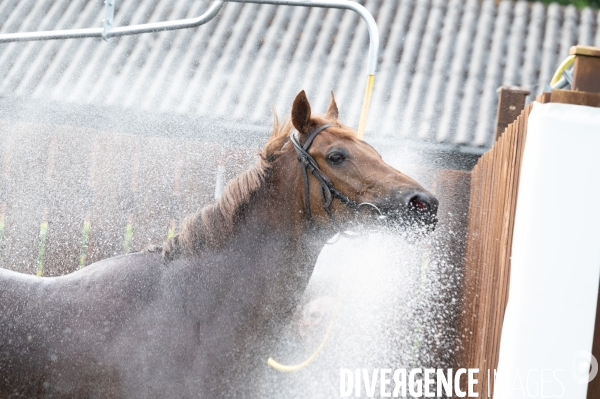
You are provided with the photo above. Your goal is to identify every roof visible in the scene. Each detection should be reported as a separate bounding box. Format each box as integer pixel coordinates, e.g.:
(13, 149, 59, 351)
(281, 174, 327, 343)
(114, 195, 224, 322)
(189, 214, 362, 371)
(0, 0, 598, 151)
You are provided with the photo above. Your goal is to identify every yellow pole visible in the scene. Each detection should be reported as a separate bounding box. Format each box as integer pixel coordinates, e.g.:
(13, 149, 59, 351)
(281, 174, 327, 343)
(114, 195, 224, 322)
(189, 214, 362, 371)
(357, 74, 375, 139)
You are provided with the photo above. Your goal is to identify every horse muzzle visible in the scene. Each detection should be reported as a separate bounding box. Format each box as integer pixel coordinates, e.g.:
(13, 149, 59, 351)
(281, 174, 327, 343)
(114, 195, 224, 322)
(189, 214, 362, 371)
(374, 189, 439, 232)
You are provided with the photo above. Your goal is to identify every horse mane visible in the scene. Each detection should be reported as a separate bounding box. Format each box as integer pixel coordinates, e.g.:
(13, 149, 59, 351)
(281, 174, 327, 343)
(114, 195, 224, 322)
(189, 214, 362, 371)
(149, 115, 296, 262)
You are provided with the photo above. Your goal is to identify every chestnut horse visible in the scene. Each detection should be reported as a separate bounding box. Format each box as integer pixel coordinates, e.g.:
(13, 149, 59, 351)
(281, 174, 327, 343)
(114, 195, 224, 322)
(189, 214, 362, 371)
(0, 91, 437, 398)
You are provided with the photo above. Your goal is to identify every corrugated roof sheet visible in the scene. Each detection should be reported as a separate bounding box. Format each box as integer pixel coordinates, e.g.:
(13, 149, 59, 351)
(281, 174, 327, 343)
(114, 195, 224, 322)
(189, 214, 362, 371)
(0, 0, 598, 150)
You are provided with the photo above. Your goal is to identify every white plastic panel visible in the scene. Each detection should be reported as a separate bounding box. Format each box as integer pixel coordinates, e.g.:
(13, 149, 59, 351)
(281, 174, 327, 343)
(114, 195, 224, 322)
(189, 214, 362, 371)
(495, 102, 600, 398)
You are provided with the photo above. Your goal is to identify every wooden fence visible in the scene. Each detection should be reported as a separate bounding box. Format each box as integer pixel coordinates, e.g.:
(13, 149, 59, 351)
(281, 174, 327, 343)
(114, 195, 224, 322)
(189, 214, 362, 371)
(456, 103, 533, 397)
(0, 120, 255, 276)
(456, 45, 600, 399)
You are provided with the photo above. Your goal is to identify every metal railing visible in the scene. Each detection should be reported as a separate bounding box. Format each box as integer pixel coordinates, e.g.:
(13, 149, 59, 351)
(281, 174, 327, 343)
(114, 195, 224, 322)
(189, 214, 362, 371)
(0, 0, 379, 136)
(0, 1, 225, 42)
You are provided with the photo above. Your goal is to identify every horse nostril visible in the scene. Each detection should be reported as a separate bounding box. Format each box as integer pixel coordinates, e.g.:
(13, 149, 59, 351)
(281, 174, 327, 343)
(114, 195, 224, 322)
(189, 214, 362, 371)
(407, 193, 437, 213)
(409, 196, 429, 210)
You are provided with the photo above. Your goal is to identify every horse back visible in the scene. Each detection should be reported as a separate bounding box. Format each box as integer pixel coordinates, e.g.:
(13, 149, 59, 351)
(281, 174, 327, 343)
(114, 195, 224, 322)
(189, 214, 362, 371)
(0, 252, 165, 398)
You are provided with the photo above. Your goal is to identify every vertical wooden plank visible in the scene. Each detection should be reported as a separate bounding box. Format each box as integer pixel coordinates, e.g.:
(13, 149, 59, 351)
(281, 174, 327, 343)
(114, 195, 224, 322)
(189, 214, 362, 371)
(458, 160, 482, 371)
(43, 126, 96, 276)
(0, 122, 53, 274)
(485, 126, 512, 397)
(466, 163, 482, 375)
(494, 86, 530, 141)
(86, 132, 137, 265)
(474, 149, 494, 381)
(482, 124, 519, 397)
(458, 103, 535, 398)
(0, 120, 13, 266)
(128, 137, 182, 252)
(480, 135, 505, 395)
(486, 124, 513, 397)
(536, 92, 552, 103)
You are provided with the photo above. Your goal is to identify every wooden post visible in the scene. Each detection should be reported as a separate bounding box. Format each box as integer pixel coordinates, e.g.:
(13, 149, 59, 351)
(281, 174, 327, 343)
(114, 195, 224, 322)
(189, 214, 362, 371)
(537, 45, 600, 105)
(570, 45, 600, 94)
(494, 86, 530, 141)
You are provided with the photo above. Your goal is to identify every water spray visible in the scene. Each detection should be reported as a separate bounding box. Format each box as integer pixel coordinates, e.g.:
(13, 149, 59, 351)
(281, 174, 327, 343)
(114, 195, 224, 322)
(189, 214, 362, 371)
(267, 280, 343, 372)
(267, 201, 386, 372)
(36, 136, 57, 276)
(0, 0, 381, 374)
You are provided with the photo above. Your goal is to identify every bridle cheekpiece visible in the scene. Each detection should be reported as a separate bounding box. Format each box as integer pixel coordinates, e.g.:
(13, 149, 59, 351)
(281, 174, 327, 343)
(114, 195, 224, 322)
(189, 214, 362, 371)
(289, 124, 361, 229)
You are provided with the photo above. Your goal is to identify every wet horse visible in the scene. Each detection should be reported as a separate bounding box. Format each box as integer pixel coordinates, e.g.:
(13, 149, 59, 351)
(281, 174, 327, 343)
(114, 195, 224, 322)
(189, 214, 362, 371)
(0, 91, 438, 398)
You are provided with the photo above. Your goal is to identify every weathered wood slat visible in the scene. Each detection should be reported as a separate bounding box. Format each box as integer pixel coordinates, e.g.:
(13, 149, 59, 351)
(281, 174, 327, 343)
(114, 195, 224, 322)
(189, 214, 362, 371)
(176, 141, 223, 223)
(86, 132, 137, 265)
(0, 117, 263, 270)
(43, 126, 96, 276)
(0, 122, 53, 274)
(128, 137, 182, 252)
(457, 103, 534, 397)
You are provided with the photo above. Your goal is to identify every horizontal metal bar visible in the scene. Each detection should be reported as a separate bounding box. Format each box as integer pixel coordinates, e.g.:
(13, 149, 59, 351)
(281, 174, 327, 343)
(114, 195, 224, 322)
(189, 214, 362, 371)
(107, 1, 224, 38)
(0, 0, 377, 134)
(0, 1, 224, 43)
(0, 28, 103, 43)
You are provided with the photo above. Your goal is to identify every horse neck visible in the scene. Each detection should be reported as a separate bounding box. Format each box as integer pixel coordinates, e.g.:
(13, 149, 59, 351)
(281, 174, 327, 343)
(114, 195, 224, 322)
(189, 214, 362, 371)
(249, 152, 322, 240)
(221, 150, 330, 284)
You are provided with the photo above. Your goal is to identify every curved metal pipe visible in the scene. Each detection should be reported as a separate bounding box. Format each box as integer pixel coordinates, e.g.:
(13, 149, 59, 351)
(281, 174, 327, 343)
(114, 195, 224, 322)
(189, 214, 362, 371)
(0, 1, 224, 43)
(0, 0, 378, 135)
(0, 0, 376, 75)
(226, 0, 379, 138)
(225, 0, 379, 76)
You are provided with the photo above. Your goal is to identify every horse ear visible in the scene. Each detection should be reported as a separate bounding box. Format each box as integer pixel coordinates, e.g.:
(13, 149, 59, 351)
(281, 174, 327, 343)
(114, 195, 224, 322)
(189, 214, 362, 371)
(325, 91, 338, 120)
(291, 90, 312, 134)
(270, 107, 280, 140)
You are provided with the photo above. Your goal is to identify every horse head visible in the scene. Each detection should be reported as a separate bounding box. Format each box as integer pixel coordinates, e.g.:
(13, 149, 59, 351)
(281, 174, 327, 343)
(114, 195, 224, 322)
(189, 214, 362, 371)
(283, 90, 438, 235)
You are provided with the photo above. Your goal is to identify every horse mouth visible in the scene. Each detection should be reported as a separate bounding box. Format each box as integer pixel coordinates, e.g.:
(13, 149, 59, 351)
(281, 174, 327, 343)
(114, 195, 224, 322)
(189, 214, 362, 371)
(380, 206, 438, 234)
(353, 201, 437, 237)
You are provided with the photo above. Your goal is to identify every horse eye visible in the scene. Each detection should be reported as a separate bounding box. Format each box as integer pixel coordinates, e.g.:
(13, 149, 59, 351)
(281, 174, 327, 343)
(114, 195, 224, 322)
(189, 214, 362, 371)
(327, 152, 345, 164)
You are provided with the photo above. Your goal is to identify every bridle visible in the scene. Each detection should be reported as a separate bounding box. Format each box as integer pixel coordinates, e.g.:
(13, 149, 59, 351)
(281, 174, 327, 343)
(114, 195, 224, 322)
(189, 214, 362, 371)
(290, 124, 383, 232)
(290, 124, 359, 227)
(267, 124, 382, 373)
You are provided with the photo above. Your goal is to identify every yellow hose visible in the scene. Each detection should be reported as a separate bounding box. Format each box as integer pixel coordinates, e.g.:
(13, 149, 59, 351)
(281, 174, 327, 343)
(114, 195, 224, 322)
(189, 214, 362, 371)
(550, 55, 575, 87)
(357, 74, 375, 139)
(267, 317, 335, 372)
(267, 281, 343, 372)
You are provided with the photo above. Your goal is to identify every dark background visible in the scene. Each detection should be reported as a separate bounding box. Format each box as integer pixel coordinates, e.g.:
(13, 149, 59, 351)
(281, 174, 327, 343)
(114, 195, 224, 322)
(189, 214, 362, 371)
(532, 0, 600, 8)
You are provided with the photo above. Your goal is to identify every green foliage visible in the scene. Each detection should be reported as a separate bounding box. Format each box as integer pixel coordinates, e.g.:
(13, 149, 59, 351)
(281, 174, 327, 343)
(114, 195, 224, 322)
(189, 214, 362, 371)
(529, 0, 600, 8)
